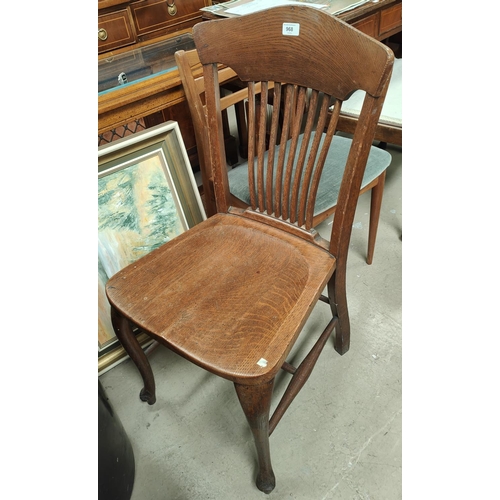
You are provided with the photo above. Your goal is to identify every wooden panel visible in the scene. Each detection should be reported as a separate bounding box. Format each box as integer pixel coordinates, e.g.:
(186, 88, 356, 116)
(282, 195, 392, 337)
(379, 2, 402, 37)
(98, 8, 137, 53)
(131, 0, 207, 38)
(352, 14, 378, 38)
(98, 0, 130, 9)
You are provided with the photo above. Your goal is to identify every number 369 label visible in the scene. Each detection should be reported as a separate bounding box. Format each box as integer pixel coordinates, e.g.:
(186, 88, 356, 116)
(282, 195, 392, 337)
(282, 23, 300, 36)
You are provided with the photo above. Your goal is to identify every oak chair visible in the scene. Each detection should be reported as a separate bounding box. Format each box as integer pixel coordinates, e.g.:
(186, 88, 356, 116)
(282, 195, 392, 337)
(106, 5, 394, 493)
(175, 48, 393, 265)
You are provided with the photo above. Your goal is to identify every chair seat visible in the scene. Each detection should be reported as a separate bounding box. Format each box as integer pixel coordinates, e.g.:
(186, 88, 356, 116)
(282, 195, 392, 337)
(106, 212, 336, 384)
(227, 134, 392, 216)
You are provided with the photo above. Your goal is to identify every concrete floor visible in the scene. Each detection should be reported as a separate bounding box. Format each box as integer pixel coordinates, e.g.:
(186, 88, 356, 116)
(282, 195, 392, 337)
(99, 143, 402, 500)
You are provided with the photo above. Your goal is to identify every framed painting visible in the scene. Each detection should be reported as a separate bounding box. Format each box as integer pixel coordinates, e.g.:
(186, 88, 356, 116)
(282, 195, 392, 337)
(98, 121, 206, 374)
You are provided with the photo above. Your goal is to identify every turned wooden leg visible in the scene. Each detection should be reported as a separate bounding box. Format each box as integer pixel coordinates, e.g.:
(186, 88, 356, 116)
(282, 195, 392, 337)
(110, 305, 156, 404)
(367, 170, 386, 265)
(234, 380, 276, 494)
(328, 270, 350, 355)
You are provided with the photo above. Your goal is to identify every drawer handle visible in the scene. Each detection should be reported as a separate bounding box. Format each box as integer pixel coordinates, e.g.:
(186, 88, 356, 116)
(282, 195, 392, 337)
(98, 28, 108, 41)
(167, 0, 177, 16)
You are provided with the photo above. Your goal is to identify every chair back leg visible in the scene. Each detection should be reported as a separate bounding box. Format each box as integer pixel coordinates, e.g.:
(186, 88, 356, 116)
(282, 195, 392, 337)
(367, 169, 387, 265)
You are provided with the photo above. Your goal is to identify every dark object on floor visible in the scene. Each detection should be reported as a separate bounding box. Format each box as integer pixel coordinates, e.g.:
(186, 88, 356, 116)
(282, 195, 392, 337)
(98, 380, 135, 500)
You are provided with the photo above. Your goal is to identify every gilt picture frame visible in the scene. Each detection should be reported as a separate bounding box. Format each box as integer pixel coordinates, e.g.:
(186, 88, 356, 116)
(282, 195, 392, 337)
(98, 121, 206, 374)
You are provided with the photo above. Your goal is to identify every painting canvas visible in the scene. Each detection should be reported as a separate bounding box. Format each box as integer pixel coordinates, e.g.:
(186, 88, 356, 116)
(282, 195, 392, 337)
(98, 121, 205, 373)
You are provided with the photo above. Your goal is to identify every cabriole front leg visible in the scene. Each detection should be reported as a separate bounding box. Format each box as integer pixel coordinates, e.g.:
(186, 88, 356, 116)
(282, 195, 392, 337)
(234, 379, 276, 493)
(110, 305, 156, 404)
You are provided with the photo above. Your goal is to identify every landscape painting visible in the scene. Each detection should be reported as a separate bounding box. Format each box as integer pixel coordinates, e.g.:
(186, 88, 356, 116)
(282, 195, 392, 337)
(97, 122, 206, 373)
(98, 153, 185, 348)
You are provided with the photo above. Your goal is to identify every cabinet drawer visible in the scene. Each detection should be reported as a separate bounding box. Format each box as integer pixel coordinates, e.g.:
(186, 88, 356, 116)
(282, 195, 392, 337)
(379, 2, 402, 37)
(352, 14, 379, 38)
(98, 8, 137, 53)
(131, 0, 207, 38)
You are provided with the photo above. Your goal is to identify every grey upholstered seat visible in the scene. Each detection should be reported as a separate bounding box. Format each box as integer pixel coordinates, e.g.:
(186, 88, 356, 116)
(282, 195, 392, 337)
(227, 133, 392, 218)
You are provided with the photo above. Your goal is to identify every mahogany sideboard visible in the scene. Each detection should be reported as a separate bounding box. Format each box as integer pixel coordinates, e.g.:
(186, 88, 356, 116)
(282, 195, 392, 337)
(98, 0, 213, 166)
(98, 0, 402, 165)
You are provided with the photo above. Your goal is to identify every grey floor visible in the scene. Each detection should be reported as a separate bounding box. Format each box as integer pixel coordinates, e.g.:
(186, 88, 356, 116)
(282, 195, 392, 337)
(99, 143, 402, 500)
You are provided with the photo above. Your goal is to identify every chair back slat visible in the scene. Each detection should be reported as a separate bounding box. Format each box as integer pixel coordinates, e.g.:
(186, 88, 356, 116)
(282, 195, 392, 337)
(305, 97, 342, 228)
(266, 83, 281, 215)
(280, 85, 305, 221)
(297, 92, 332, 227)
(246, 81, 257, 209)
(256, 81, 269, 210)
(288, 85, 311, 224)
(273, 83, 290, 218)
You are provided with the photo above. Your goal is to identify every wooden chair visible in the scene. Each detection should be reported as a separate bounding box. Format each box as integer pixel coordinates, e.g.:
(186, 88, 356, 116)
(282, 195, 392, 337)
(175, 48, 393, 265)
(106, 5, 394, 493)
(174, 49, 252, 215)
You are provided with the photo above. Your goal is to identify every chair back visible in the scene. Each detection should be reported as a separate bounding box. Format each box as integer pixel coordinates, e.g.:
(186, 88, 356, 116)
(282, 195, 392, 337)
(193, 5, 394, 258)
(175, 49, 257, 214)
